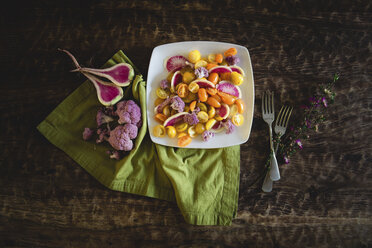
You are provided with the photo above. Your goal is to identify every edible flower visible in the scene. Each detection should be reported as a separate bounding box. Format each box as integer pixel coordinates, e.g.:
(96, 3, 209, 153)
(202, 130, 215, 141)
(295, 139, 303, 149)
(321, 97, 328, 107)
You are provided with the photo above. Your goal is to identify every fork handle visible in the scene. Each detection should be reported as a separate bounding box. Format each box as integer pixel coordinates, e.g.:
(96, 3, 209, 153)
(268, 127, 280, 181)
(262, 170, 273, 192)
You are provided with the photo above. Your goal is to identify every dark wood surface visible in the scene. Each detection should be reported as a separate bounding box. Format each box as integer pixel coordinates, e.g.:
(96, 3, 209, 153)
(1, 1, 371, 247)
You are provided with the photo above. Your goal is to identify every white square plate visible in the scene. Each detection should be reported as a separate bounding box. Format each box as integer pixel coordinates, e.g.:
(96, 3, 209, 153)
(146, 41, 255, 148)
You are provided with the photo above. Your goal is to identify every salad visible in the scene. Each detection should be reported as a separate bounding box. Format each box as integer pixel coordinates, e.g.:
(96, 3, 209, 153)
(152, 48, 246, 147)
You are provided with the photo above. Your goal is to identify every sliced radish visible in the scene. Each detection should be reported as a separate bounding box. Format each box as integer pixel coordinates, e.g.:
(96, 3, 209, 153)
(189, 79, 215, 88)
(163, 112, 188, 127)
(216, 81, 242, 98)
(229, 65, 245, 76)
(218, 103, 230, 119)
(170, 71, 183, 92)
(165, 55, 188, 72)
(208, 66, 232, 74)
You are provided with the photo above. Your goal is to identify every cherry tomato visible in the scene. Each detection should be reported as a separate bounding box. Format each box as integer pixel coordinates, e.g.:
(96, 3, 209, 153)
(208, 106, 216, 119)
(197, 111, 209, 123)
(219, 72, 231, 81)
(155, 97, 165, 106)
(206, 88, 217, 96)
(207, 97, 221, 108)
(235, 99, 245, 114)
(188, 82, 199, 93)
(195, 123, 206, 134)
(177, 83, 189, 98)
(198, 88, 208, 102)
(217, 91, 236, 105)
(206, 63, 217, 70)
(189, 100, 197, 112)
(155, 113, 167, 123)
(166, 126, 177, 138)
(215, 53, 223, 63)
(153, 125, 165, 137)
(208, 72, 219, 85)
(232, 114, 244, 126)
(224, 47, 237, 57)
(211, 94, 222, 103)
(178, 135, 192, 147)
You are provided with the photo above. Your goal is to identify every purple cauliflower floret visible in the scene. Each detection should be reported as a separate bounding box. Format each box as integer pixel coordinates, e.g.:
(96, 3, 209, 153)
(102, 106, 117, 117)
(192, 107, 201, 114)
(202, 130, 215, 141)
(116, 100, 141, 126)
(155, 97, 172, 113)
(222, 119, 236, 134)
(122, 123, 138, 139)
(96, 126, 110, 144)
(96, 109, 114, 127)
(108, 125, 133, 151)
(225, 55, 240, 65)
(82, 128, 94, 140)
(170, 96, 185, 112)
(194, 67, 209, 79)
(107, 150, 121, 160)
(160, 79, 169, 89)
(184, 112, 199, 125)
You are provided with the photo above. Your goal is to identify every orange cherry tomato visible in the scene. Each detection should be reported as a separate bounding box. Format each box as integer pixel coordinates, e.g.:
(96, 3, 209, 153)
(224, 47, 237, 57)
(211, 94, 222, 103)
(220, 72, 231, 81)
(217, 91, 236, 105)
(206, 63, 217, 70)
(189, 100, 197, 112)
(206, 88, 217, 96)
(177, 83, 189, 98)
(235, 99, 245, 114)
(178, 135, 192, 147)
(208, 72, 219, 85)
(207, 97, 221, 108)
(198, 88, 208, 102)
(215, 53, 223, 63)
(154, 113, 167, 123)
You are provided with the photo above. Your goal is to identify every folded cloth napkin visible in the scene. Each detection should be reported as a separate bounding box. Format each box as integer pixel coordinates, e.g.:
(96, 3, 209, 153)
(37, 50, 240, 225)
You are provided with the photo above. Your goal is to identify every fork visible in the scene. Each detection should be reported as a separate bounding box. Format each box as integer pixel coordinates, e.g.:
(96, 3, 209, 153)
(262, 105, 293, 192)
(261, 91, 279, 180)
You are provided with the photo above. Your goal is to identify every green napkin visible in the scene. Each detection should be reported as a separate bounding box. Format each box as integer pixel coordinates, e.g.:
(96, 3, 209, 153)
(37, 50, 240, 225)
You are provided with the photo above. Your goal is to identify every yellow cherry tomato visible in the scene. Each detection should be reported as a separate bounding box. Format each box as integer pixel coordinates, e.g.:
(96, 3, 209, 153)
(230, 71, 244, 86)
(215, 114, 224, 121)
(188, 82, 200, 94)
(188, 50, 201, 63)
(156, 88, 169, 99)
(197, 111, 209, 123)
(195, 123, 206, 134)
(166, 126, 177, 138)
(177, 132, 187, 138)
(235, 99, 245, 114)
(187, 126, 197, 137)
(153, 125, 166, 137)
(228, 104, 238, 118)
(183, 71, 196, 84)
(155, 97, 165, 106)
(195, 59, 208, 69)
(178, 135, 192, 147)
(207, 53, 216, 63)
(205, 118, 217, 130)
(208, 106, 216, 119)
(197, 102, 208, 112)
(163, 105, 171, 117)
(175, 122, 188, 132)
(232, 114, 244, 126)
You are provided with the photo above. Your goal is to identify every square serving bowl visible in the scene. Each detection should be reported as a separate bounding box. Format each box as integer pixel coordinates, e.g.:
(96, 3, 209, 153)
(146, 41, 255, 148)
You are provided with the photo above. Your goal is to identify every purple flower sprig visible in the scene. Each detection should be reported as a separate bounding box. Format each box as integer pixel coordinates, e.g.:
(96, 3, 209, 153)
(276, 74, 339, 165)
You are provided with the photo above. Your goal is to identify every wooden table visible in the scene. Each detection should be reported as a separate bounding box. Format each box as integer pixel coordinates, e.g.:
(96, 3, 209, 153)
(1, 1, 371, 247)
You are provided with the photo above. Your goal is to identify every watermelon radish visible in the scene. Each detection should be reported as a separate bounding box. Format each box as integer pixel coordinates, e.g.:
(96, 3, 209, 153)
(229, 65, 245, 76)
(218, 103, 230, 119)
(163, 112, 188, 126)
(170, 71, 183, 92)
(165, 55, 188, 72)
(190, 79, 215, 88)
(216, 81, 242, 98)
(208, 66, 232, 74)
(211, 121, 224, 133)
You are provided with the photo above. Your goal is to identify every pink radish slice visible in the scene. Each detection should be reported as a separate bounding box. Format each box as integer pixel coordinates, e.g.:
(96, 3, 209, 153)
(216, 81, 242, 98)
(208, 66, 232, 74)
(218, 103, 230, 119)
(170, 71, 183, 92)
(163, 112, 188, 126)
(165, 55, 188, 72)
(229, 65, 245, 76)
(83, 73, 123, 106)
(75, 63, 134, 87)
(189, 79, 215, 88)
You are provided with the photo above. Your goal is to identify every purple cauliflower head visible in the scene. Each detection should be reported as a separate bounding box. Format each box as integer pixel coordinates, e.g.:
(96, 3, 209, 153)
(116, 100, 141, 125)
(194, 67, 209, 79)
(170, 96, 185, 112)
(184, 112, 199, 125)
(222, 119, 236, 134)
(202, 130, 215, 141)
(225, 55, 240, 65)
(122, 123, 138, 139)
(108, 125, 133, 151)
(96, 126, 110, 144)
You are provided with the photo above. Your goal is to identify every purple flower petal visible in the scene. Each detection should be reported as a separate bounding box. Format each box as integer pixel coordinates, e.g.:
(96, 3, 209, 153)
(322, 97, 328, 107)
(295, 139, 303, 149)
(284, 156, 290, 164)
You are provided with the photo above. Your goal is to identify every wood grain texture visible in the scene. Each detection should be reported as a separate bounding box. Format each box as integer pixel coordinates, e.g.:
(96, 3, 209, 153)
(0, 0, 371, 247)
